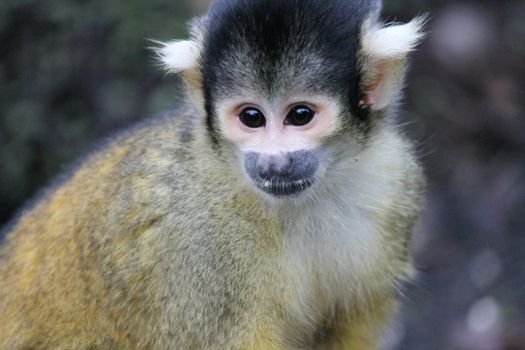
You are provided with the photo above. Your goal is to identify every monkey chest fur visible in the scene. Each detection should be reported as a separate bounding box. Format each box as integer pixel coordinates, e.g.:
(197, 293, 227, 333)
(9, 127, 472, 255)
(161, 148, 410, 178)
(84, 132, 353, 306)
(260, 202, 400, 348)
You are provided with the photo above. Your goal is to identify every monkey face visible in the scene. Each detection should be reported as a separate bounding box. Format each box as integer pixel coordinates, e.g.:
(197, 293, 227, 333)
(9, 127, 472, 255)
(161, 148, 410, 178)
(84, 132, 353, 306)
(216, 95, 343, 197)
(154, 0, 425, 199)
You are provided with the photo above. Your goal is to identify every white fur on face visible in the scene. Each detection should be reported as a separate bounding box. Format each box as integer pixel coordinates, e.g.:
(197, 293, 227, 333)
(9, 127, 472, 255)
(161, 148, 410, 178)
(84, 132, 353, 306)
(217, 95, 342, 155)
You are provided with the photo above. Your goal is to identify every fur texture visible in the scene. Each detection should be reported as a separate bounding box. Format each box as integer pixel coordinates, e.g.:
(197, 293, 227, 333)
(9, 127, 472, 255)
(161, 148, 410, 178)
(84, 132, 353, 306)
(0, 0, 425, 348)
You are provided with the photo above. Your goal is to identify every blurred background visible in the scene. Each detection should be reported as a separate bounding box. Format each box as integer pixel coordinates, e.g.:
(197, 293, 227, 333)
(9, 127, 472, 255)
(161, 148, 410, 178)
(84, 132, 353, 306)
(0, 0, 524, 349)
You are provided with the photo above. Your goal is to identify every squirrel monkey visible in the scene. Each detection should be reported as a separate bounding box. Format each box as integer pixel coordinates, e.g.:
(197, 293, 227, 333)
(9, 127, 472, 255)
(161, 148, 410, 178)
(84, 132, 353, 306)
(0, 0, 425, 349)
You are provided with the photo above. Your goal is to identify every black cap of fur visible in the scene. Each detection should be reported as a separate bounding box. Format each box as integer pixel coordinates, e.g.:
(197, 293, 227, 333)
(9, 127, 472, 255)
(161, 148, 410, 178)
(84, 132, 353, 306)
(201, 0, 379, 141)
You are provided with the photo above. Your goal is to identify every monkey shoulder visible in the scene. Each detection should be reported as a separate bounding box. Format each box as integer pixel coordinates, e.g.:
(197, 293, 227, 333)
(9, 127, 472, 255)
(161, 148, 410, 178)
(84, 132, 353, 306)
(0, 106, 205, 244)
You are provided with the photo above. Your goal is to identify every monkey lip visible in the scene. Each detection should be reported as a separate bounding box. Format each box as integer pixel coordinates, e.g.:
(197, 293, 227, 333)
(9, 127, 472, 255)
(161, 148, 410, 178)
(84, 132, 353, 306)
(256, 178, 314, 197)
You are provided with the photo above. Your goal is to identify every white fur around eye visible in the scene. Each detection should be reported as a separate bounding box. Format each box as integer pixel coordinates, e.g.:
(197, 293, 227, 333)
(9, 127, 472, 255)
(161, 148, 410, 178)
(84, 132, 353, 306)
(155, 40, 201, 73)
(216, 97, 342, 155)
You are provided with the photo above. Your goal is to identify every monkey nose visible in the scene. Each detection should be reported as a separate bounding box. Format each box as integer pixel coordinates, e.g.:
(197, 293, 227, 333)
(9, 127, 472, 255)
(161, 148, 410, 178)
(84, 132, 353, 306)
(257, 154, 294, 179)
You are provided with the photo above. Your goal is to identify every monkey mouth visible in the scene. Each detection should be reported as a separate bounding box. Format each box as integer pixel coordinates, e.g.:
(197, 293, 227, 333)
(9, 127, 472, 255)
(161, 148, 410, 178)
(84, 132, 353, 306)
(255, 178, 314, 197)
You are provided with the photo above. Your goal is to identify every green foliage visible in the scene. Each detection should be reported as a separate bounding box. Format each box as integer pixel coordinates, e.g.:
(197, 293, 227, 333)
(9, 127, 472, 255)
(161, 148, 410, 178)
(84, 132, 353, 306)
(0, 0, 195, 222)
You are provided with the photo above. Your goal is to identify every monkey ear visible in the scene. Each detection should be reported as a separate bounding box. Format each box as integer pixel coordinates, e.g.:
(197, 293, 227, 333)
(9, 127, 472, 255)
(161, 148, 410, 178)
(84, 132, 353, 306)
(153, 17, 206, 74)
(154, 40, 201, 73)
(152, 18, 207, 112)
(360, 17, 426, 111)
(154, 39, 205, 112)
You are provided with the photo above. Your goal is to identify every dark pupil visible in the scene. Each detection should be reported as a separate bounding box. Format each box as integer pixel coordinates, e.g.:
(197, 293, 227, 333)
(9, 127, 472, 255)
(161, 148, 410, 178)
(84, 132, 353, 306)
(240, 108, 265, 128)
(287, 106, 314, 126)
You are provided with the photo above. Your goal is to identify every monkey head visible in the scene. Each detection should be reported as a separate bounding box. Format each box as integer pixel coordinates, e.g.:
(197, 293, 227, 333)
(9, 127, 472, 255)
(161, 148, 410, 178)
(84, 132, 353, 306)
(157, 0, 425, 200)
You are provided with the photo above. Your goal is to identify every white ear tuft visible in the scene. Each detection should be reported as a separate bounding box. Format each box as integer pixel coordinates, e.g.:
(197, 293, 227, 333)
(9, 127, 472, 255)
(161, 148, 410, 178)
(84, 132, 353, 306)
(154, 40, 201, 73)
(360, 16, 426, 111)
(364, 16, 426, 59)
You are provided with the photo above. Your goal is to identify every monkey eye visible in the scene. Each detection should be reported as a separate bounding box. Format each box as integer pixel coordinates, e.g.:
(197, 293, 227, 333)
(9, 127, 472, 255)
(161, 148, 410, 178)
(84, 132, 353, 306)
(285, 105, 315, 126)
(239, 107, 266, 128)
